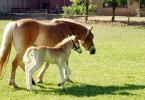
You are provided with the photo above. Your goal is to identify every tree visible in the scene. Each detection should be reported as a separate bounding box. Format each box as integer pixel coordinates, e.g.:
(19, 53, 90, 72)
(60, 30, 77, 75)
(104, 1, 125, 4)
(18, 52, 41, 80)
(71, 0, 91, 23)
(104, 0, 127, 22)
(140, 0, 145, 10)
(111, 0, 117, 22)
(62, 0, 97, 23)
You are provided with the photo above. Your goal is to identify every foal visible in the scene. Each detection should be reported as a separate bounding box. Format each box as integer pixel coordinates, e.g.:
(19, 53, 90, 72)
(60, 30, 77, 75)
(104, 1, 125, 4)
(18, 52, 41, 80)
(23, 36, 82, 91)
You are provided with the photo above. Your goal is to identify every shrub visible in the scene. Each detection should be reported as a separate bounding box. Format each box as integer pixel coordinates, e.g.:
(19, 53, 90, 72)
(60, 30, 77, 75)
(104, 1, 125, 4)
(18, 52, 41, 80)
(62, 4, 97, 17)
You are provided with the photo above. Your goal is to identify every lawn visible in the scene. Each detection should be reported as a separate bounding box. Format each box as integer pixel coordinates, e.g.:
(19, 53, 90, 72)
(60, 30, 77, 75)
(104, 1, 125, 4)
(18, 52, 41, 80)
(0, 20, 145, 100)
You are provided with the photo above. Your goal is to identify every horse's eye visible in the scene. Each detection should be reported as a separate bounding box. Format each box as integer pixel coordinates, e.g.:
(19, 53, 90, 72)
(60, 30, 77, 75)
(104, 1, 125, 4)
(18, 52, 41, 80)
(90, 35, 93, 39)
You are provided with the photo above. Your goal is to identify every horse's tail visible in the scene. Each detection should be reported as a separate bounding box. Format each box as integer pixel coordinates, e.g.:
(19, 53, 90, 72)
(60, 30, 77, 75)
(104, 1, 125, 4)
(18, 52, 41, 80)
(0, 22, 17, 77)
(23, 46, 36, 63)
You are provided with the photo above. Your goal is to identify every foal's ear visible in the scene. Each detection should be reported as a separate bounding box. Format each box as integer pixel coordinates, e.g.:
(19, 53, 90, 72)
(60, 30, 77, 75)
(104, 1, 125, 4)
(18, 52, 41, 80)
(71, 35, 76, 40)
(75, 35, 78, 40)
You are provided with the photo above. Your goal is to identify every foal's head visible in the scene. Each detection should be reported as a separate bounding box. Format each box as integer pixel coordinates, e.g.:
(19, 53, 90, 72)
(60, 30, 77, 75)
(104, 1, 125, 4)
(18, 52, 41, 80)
(71, 36, 82, 54)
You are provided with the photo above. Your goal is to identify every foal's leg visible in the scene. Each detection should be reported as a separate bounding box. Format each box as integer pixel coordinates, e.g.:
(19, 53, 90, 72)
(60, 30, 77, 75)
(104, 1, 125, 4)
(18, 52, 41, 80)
(36, 62, 74, 84)
(58, 62, 71, 87)
(65, 60, 74, 83)
(25, 63, 30, 89)
(57, 64, 65, 90)
(25, 62, 35, 89)
(25, 65, 29, 89)
(18, 59, 35, 84)
(36, 62, 49, 83)
(27, 63, 41, 91)
(19, 60, 36, 85)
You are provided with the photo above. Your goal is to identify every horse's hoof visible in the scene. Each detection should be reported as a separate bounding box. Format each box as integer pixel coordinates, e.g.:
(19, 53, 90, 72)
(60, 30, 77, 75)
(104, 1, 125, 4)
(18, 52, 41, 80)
(9, 83, 18, 88)
(37, 81, 43, 84)
(58, 83, 62, 87)
(32, 80, 36, 85)
(67, 78, 74, 83)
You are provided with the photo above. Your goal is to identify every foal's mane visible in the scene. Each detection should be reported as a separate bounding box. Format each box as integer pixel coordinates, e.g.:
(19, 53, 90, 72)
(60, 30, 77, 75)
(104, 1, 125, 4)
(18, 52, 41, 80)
(55, 37, 72, 47)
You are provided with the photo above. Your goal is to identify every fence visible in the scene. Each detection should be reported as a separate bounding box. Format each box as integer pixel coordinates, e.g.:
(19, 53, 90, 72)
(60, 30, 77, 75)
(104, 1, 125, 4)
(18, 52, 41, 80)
(0, 13, 145, 26)
(0, 13, 64, 20)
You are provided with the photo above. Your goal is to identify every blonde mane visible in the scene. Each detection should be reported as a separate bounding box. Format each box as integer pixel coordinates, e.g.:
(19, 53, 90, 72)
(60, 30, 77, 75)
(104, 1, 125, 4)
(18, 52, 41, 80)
(55, 36, 72, 47)
(52, 19, 88, 29)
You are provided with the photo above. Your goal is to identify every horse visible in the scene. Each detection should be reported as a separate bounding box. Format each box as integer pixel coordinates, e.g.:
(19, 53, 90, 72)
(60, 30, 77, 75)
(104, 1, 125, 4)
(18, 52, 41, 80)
(0, 18, 96, 88)
(23, 35, 82, 91)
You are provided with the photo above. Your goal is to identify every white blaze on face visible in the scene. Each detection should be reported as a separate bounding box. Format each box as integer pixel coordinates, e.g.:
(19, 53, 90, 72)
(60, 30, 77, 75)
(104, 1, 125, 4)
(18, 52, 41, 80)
(73, 43, 82, 54)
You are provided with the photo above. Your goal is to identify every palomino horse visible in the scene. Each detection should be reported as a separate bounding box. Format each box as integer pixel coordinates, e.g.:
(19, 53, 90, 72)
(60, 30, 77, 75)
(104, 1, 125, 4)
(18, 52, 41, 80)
(23, 35, 82, 91)
(0, 18, 96, 88)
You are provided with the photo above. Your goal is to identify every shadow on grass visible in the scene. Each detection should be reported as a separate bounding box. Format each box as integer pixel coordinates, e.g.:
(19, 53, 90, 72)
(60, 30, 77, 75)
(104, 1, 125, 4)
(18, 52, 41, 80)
(35, 82, 145, 97)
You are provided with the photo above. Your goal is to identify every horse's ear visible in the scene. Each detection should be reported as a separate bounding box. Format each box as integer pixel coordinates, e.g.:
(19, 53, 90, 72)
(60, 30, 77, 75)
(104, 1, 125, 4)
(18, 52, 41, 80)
(90, 26, 93, 30)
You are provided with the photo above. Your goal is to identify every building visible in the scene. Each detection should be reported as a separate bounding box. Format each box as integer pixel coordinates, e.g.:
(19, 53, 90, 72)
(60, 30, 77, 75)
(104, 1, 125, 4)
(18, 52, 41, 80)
(0, 0, 145, 17)
(0, 0, 71, 13)
(93, 0, 145, 16)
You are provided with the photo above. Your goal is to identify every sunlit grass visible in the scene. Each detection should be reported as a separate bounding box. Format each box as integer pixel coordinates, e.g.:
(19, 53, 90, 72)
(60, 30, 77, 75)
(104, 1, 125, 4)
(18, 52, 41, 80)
(0, 20, 145, 99)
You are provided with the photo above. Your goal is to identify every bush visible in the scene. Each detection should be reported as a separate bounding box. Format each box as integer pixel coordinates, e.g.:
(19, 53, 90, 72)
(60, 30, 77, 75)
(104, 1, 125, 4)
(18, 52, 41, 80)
(62, 6, 74, 17)
(62, 4, 97, 17)
(88, 4, 97, 15)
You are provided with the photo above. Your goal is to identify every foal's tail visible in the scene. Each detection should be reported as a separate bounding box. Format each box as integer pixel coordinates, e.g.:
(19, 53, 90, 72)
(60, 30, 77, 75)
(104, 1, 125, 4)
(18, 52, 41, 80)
(0, 22, 16, 77)
(23, 46, 36, 63)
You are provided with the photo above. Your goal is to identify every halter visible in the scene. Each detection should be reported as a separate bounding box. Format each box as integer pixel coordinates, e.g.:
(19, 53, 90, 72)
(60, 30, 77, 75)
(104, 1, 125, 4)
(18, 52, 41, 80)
(82, 29, 91, 50)
(72, 40, 80, 51)
(83, 29, 89, 45)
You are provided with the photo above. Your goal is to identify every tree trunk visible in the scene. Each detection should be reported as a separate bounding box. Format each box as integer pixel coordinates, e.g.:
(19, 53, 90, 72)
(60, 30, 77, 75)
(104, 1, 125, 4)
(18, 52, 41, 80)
(111, 0, 117, 22)
(111, 9, 115, 22)
(85, 2, 89, 23)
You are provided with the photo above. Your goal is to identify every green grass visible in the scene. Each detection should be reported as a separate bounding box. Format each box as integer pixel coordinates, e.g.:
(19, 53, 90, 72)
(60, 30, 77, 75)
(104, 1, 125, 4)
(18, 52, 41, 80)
(0, 20, 145, 100)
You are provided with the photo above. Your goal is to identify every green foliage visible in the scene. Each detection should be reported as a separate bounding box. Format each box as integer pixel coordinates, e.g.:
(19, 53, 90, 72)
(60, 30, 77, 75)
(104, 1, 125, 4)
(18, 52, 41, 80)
(63, 0, 97, 17)
(88, 4, 98, 15)
(62, 6, 74, 17)
(104, 0, 111, 3)
(71, 0, 90, 5)
(103, 0, 127, 6)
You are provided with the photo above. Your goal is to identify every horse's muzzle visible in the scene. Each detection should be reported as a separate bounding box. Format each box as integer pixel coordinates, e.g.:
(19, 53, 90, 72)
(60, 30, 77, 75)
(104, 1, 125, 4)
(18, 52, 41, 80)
(90, 49, 96, 54)
(89, 46, 96, 55)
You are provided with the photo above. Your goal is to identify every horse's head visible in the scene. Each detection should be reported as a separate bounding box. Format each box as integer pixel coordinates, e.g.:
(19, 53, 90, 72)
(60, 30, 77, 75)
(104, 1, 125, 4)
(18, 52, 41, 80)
(71, 35, 82, 54)
(81, 27, 96, 55)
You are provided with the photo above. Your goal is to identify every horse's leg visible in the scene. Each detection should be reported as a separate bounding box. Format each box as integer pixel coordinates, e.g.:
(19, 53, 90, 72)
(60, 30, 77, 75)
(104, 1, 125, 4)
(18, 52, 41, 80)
(65, 60, 74, 83)
(57, 64, 65, 90)
(17, 57, 36, 85)
(9, 54, 20, 88)
(58, 62, 71, 87)
(36, 62, 49, 83)
(9, 53, 35, 88)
